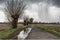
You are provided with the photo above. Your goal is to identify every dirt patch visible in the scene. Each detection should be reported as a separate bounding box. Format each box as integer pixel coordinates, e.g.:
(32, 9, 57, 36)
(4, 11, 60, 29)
(0, 24, 11, 30)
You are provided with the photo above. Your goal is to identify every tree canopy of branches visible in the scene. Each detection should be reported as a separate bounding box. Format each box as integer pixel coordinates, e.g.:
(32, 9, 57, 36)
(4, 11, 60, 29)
(23, 17, 29, 26)
(30, 18, 33, 24)
(23, 17, 34, 26)
(5, 0, 26, 28)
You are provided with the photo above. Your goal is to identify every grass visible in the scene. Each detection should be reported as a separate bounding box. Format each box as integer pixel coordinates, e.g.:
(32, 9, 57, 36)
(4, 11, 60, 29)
(34, 24, 60, 37)
(0, 25, 27, 39)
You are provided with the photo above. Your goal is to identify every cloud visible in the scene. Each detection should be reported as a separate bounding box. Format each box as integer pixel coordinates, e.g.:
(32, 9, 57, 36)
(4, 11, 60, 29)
(0, 10, 6, 22)
(49, 6, 60, 22)
(0, 0, 60, 22)
(0, 0, 60, 7)
(51, 0, 60, 7)
(24, 3, 40, 22)
(25, 2, 60, 22)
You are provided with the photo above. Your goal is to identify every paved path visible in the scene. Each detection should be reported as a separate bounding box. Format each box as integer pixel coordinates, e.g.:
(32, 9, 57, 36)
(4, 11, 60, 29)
(26, 27, 60, 39)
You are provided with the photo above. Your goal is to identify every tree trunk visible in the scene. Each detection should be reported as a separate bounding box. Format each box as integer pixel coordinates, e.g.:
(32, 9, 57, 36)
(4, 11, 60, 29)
(12, 18, 18, 28)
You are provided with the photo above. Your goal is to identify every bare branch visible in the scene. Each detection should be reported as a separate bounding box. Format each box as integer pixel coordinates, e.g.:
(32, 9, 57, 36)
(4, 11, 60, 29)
(4, 0, 26, 28)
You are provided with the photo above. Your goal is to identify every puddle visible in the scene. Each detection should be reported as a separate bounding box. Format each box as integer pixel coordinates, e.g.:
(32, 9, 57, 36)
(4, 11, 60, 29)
(18, 27, 32, 40)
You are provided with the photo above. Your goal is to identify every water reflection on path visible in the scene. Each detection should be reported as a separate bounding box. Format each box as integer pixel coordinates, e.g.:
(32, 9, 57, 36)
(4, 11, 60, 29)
(18, 27, 32, 40)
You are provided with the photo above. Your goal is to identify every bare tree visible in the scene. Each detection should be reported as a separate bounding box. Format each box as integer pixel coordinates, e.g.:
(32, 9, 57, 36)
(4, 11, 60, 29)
(23, 16, 29, 26)
(30, 18, 33, 24)
(5, 0, 26, 28)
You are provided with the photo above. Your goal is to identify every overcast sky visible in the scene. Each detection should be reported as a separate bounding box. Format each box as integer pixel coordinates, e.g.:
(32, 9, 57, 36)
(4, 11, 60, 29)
(0, 0, 60, 22)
